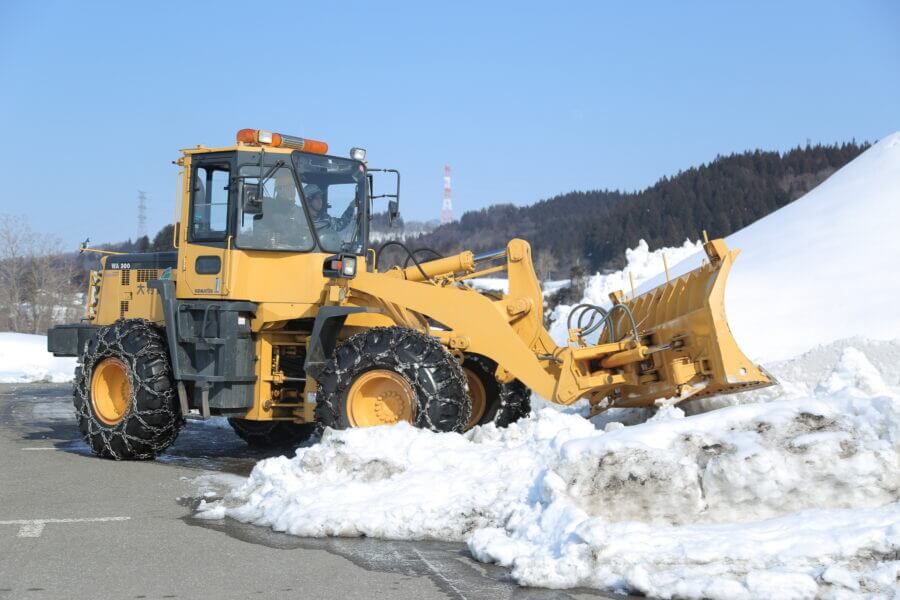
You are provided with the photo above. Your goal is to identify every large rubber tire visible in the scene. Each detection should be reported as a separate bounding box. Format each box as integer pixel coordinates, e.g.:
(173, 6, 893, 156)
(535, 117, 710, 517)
(227, 418, 315, 447)
(74, 319, 182, 460)
(463, 354, 531, 429)
(315, 327, 471, 433)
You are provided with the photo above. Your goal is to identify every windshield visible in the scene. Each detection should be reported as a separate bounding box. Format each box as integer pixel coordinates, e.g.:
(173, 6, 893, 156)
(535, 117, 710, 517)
(235, 164, 315, 251)
(293, 152, 366, 254)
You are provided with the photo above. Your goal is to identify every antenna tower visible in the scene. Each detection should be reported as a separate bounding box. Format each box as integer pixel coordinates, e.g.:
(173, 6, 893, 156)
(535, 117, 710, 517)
(441, 165, 453, 224)
(137, 191, 147, 239)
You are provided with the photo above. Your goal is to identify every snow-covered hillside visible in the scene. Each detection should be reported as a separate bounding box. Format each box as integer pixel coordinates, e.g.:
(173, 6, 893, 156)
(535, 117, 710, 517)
(552, 133, 900, 362)
(648, 133, 900, 362)
(197, 132, 900, 599)
(0, 333, 75, 383)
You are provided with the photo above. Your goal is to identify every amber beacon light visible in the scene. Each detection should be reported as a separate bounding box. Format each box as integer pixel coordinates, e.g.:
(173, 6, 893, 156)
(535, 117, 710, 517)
(236, 129, 329, 154)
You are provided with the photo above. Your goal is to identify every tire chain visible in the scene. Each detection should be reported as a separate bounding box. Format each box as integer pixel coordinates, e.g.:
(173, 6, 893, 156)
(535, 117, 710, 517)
(315, 326, 471, 434)
(74, 319, 182, 460)
(465, 354, 532, 428)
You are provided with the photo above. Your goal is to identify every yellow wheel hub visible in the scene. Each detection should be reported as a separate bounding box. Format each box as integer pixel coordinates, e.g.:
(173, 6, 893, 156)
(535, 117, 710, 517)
(465, 368, 487, 429)
(347, 369, 415, 427)
(90, 357, 131, 426)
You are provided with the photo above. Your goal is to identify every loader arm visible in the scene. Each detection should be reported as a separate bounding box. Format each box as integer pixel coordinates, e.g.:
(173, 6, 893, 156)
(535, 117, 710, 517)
(348, 237, 772, 412)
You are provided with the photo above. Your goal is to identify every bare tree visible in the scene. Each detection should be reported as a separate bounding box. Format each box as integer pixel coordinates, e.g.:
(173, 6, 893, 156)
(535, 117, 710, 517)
(533, 249, 560, 282)
(26, 235, 80, 333)
(0, 214, 80, 333)
(0, 215, 33, 331)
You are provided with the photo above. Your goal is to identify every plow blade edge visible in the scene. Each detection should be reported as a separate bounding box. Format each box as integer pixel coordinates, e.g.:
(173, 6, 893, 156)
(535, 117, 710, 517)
(601, 239, 773, 410)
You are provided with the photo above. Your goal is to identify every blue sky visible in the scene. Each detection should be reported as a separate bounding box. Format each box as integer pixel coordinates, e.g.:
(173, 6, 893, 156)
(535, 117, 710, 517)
(1, 0, 898, 247)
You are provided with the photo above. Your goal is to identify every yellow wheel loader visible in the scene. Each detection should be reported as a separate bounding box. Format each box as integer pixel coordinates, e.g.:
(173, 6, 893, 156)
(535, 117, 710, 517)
(48, 129, 772, 460)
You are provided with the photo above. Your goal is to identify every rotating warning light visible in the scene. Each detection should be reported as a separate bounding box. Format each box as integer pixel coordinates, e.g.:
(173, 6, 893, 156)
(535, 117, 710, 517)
(236, 129, 329, 154)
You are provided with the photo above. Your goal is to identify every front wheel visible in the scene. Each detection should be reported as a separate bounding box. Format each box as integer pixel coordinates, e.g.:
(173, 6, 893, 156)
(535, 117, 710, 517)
(462, 354, 531, 430)
(315, 327, 471, 433)
(74, 319, 182, 460)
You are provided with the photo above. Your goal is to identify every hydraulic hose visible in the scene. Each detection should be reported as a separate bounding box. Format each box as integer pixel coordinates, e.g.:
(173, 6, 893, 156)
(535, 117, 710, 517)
(403, 247, 444, 268)
(567, 302, 640, 344)
(375, 240, 431, 281)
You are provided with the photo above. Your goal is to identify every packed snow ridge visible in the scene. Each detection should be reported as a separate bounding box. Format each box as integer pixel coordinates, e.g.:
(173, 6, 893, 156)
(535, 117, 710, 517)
(199, 340, 900, 597)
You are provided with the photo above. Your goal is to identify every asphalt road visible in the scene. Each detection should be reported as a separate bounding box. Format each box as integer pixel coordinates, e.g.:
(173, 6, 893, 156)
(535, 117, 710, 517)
(0, 383, 618, 600)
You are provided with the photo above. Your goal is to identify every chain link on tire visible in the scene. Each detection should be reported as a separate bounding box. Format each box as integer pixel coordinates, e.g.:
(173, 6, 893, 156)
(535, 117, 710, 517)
(315, 326, 471, 433)
(74, 319, 182, 460)
(463, 354, 531, 429)
(228, 418, 315, 447)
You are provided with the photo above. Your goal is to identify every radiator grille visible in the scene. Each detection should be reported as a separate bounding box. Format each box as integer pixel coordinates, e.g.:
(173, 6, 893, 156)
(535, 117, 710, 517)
(120, 269, 130, 286)
(119, 301, 129, 318)
(136, 269, 158, 283)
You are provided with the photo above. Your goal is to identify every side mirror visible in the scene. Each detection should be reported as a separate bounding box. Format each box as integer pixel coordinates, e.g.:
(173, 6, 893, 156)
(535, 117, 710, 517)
(368, 168, 401, 226)
(388, 199, 400, 224)
(242, 182, 263, 215)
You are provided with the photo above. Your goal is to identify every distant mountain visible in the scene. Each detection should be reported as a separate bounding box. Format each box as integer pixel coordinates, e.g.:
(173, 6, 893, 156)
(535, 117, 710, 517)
(383, 142, 868, 273)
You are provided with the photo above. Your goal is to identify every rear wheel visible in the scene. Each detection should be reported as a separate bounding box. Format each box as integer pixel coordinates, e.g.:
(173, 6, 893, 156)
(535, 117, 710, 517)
(462, 354, 531, 429)
(228, 418, 315, 447)
(315, 327, 470, 433)
(74, 319, 182, 460)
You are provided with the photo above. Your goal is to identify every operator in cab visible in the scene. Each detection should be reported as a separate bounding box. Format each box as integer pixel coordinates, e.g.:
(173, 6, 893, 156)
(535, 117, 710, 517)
(304, 183, 356, 233)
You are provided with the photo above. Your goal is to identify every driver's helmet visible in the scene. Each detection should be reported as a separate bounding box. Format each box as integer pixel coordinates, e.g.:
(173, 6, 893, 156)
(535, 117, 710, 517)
(304, 184, 328, 213)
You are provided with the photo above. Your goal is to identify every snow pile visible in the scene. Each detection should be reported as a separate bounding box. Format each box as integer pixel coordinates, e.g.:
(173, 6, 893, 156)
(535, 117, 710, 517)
(0, 333, 75, 383)
(625, 133, 900, 362)
(198, 340, 900, 597)
(548, 239, 702, 343)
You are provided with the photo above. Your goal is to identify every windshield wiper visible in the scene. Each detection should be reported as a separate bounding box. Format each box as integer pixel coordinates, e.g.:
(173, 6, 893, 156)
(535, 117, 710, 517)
(259, 160, 285, 186)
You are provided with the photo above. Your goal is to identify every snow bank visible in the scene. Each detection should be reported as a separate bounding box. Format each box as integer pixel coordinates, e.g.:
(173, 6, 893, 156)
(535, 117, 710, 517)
(627, 133, 900, 363)
(0, 333, 75, 383)
(197, 340, 900, 597)
(551, 133, 900, 362)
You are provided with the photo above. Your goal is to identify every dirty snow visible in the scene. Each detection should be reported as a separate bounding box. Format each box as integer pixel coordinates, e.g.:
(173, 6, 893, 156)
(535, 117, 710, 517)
(196, 132, 900, 598)
(0, 333, 75, 383)
(198, 340, 900, 597)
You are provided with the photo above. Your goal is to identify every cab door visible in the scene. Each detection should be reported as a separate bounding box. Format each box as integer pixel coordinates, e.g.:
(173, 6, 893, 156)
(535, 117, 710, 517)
(178, 153, 233, 298)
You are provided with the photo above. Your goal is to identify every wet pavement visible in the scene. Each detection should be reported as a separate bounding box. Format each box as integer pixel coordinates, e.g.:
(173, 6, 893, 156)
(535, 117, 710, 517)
(0, 383, 618, 600)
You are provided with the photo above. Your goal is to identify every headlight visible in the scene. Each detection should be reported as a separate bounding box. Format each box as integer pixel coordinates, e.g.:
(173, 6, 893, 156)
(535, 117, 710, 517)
(323, 254, 358, 279)
(342, 256, 357, 277)
(350, 147, 366, 161)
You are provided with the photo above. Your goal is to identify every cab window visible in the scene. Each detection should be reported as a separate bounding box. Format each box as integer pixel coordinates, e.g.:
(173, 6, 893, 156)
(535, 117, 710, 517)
(190, 165, 230, 241)
(235, 166, 315, 251)
(293, 153, 366, 254)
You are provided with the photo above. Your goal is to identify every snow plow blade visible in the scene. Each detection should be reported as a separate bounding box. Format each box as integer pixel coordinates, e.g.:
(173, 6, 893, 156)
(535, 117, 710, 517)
(595, 238, 773, 412)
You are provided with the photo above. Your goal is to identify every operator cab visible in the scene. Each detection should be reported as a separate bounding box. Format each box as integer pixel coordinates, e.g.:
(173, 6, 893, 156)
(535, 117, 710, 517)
(189, 129, 371, 256)
(235, 151, 367, 254)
